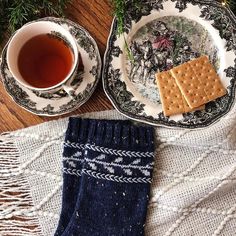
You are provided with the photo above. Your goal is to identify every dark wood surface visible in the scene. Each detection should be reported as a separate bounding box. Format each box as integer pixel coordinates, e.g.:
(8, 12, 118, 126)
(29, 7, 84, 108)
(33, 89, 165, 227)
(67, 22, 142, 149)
(0, 0, 114, 133)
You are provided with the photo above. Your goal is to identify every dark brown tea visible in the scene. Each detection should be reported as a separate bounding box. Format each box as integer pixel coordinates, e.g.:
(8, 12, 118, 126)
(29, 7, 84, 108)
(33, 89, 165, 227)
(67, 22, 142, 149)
(18, 34, 74, 88)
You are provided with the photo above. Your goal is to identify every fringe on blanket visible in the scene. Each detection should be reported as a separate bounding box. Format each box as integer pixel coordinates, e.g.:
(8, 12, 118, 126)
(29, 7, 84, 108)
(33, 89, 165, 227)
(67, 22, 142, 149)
(0, 133, 42, 236)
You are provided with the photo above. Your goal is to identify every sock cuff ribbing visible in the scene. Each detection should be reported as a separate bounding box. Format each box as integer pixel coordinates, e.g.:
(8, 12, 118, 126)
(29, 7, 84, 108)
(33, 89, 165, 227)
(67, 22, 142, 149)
(65, 117, 155, 152)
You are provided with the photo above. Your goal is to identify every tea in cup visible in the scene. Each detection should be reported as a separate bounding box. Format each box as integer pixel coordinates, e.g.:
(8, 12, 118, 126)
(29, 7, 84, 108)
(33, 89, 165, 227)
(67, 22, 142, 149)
(7, 20, 79, 94)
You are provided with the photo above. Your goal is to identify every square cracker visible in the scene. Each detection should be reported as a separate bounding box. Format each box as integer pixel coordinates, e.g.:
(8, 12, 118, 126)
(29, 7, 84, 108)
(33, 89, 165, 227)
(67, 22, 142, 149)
(156, 71, 185, 116)
(182, 98, 205, 113)
(156, 71, 205, 116)
(170, 62, 209, 108)
(188, 55, 227, 101)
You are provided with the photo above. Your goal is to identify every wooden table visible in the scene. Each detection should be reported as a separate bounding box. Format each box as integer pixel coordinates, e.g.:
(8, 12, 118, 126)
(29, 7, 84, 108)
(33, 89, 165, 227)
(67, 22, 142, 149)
(0, 0, 114, 133)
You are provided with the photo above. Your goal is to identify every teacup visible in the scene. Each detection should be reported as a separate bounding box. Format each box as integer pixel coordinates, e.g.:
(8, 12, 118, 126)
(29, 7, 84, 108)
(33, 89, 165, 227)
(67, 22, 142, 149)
(6, 20, 79, 96)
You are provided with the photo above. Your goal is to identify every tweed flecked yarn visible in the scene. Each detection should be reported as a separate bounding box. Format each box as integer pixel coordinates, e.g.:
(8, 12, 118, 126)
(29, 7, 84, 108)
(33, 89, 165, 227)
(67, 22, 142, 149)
(59, 118, 155, 236)
(54, 119, 91, 236)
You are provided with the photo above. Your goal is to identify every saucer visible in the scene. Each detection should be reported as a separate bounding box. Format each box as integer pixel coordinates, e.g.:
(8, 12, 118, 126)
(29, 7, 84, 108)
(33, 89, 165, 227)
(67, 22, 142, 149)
(0, 17, 101, 116)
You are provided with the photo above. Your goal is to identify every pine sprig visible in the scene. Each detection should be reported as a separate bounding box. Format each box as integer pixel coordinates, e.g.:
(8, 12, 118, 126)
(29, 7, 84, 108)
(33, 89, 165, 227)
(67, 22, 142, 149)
(0, 0, 70, 44)
(111, 0, 125, 36)
(111, 0, 140, 61)
(0, 1, 10, 42)
(111, 0, 140, 35)
(8, 0, 36, 32)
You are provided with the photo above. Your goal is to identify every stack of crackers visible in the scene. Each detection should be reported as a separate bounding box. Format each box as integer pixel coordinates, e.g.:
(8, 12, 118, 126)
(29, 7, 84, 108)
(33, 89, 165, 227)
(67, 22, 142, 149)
(156, 55, 227, 116)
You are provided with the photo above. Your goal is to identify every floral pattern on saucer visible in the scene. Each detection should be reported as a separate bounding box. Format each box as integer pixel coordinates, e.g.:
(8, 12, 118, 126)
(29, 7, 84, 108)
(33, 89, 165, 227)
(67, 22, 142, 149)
(103, 0, 236, 129)
(0, 17, 101, 116)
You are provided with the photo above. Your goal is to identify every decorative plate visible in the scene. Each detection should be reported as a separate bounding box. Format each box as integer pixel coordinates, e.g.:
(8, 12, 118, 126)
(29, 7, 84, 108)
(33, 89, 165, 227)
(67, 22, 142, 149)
(0, 17, 101, 116)
(103, 0, 236, 129)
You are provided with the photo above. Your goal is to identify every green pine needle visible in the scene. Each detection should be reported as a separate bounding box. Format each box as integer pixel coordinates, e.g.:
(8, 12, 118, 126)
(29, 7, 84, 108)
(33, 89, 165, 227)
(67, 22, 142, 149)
(0, 0, 70, 44)
(111, 0, 140, 61)
(111, 0, 125, 36)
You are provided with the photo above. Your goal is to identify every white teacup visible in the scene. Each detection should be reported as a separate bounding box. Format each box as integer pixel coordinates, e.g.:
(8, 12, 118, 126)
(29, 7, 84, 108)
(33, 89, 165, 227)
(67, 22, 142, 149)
(6, 20, 78, 96)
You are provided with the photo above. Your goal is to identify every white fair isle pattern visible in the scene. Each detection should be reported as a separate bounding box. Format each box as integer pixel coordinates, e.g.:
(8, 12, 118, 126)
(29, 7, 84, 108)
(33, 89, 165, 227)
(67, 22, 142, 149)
(64, 141, 155, 158)
(63, 166, 151, 183)
(0, 108, 236, 236)
(82, 155, 152, 178)
(81, 169, 151, 183)
(62, 168, 82, 176)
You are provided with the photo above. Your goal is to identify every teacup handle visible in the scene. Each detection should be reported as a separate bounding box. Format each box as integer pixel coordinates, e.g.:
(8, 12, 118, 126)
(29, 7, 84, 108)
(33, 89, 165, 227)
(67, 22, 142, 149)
(62, 85, 77, 100)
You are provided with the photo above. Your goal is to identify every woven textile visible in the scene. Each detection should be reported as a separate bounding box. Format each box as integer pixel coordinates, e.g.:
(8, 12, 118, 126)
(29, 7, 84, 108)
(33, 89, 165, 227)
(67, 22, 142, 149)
(0, 106, 236, 235)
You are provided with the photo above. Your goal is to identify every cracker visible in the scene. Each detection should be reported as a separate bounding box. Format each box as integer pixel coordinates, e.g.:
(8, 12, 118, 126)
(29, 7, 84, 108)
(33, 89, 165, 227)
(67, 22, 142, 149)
(188, 55, 227, 101)
(182, 97, 205, 113)
(156, 71, 185, 116)
(171, 56, 227, 109)
(156, 71, 205, 116)
(170, 62, 209, 108)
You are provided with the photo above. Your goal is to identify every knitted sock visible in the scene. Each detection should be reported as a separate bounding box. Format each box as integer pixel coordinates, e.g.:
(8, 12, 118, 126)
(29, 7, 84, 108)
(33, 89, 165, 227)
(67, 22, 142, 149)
(54, 119, 90, 236)
(62, 118, 155, 236)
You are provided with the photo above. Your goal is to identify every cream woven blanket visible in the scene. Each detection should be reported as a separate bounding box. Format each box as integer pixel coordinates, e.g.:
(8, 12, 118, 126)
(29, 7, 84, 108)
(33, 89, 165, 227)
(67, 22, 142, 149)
(0, 106, 235, 236)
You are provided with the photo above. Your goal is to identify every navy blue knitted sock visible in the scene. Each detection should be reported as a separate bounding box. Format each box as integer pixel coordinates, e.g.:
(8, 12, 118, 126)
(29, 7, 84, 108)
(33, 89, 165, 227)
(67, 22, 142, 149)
(54, 119, 90, 236)
(62, 118, 155, 236)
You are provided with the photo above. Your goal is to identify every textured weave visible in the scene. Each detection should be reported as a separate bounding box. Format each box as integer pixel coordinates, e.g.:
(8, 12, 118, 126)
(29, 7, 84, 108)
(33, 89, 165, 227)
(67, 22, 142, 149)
(0, 106, 236, 236)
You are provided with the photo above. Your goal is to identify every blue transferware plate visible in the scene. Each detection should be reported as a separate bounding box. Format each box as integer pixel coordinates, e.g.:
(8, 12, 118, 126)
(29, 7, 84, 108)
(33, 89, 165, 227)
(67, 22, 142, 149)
(103, 0, 236, 129)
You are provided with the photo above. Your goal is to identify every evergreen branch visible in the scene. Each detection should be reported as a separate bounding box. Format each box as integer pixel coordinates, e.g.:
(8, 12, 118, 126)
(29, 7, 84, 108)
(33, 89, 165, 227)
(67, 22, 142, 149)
(111, 0, 140, 62)
(8, 0, 36, 32)
(0, 1, 9, 42)
(111, 0, 125, 36)
(0, 0, 70, 44)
